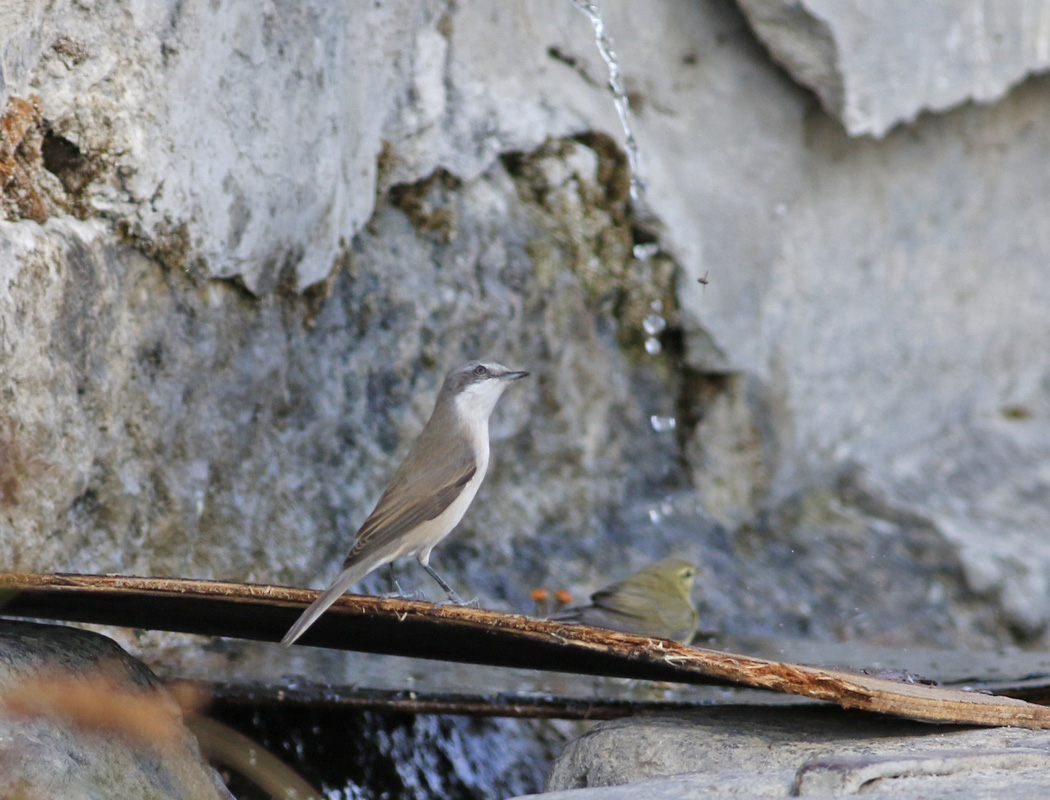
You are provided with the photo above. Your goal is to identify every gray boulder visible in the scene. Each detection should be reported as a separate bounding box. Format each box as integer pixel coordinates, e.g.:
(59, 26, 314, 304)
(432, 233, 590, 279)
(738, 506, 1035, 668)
(0, 620, 231, 800)
(536, 707, 1050, 798)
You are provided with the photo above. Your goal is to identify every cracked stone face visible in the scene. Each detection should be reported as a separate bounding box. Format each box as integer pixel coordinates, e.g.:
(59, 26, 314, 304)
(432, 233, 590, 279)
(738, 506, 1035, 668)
(0, 134, 680, 613)
(3, 0, 1050, 666)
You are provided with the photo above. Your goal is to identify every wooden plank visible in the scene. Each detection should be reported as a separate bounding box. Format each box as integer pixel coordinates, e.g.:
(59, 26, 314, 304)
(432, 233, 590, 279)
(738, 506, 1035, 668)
(2, 572, 1050, 728)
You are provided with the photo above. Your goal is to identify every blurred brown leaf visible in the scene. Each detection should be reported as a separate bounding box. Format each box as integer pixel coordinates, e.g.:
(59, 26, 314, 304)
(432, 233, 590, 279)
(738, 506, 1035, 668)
(0, 668, 209, 747)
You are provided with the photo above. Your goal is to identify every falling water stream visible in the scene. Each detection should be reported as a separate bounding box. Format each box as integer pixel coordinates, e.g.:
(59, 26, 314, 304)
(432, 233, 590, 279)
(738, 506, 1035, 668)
(569, 0, 677, 440)
(568, 0, 647, 204)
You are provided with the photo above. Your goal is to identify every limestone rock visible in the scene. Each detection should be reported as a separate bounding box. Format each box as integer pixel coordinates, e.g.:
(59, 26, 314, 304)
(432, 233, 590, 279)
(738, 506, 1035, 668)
(537, 707, 1050, 798)
(3, 0, 1050, 660)
(1, 1, 467, 293)
(735, 0, 1050, 137)
(874, 415, 1050, 637)
(0, 133, 661, 615)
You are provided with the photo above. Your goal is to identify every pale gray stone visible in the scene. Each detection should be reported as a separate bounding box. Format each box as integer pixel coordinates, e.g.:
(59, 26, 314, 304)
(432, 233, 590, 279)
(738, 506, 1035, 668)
(735, 0, 1050, 137)
(873, 416, 1050, 636)
(2, 1, 433, 292)
(519, 768, 1050, 799)
(534, 707, 1050, 799)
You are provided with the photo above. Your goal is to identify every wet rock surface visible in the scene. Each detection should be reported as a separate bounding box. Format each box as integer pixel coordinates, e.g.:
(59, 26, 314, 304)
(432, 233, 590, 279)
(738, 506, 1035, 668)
(211, 701, 568, 800)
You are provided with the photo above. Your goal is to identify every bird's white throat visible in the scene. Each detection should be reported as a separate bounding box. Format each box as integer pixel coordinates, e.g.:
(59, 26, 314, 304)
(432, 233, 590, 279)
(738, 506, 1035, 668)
(452, 380, 509, 429)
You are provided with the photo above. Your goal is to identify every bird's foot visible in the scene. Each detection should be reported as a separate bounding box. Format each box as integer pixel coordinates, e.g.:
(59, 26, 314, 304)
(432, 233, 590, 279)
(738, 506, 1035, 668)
(435, 594, 479, 608)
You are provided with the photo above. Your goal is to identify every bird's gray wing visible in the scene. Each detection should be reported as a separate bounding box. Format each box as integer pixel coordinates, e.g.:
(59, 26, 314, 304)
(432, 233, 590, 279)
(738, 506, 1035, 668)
(343, 433, 477, 567)
(588, 580, 654, 621)
(551, 580, 651, 625)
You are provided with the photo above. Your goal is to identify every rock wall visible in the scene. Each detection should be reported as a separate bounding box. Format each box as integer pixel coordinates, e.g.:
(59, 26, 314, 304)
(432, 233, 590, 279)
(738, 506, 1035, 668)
(3, 0, 1050, 649)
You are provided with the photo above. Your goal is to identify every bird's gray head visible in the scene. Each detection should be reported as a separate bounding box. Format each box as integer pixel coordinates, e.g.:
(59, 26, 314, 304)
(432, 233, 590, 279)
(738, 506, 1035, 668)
(441, 360, 528, 421)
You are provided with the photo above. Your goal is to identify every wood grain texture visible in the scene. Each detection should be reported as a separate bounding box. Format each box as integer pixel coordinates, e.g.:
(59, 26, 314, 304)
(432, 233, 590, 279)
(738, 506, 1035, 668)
(1, 572, 1049, 728)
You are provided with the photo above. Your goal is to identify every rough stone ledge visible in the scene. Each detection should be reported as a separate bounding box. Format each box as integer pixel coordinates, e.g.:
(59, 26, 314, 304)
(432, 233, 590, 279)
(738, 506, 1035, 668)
(523, 706, 1050, 799)
(735, 0, 1050, 137)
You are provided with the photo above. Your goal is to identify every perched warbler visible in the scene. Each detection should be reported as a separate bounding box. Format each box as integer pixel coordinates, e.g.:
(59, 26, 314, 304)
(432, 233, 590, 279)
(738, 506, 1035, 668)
(551, 557, 699, 644)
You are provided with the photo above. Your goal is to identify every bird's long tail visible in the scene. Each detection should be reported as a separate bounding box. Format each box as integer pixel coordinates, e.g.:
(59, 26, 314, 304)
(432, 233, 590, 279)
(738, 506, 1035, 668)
(281, 553, 388, 647)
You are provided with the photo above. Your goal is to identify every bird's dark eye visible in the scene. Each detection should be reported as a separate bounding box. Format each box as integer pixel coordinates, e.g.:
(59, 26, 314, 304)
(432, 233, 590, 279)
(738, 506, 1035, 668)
(473, 365, 488, 376)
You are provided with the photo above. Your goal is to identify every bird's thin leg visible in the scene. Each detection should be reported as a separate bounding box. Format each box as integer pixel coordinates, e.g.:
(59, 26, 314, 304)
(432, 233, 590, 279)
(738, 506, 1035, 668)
(385, 563, 425, 600)
(418, 561, 475, 606)
(387, 563, 403, 595)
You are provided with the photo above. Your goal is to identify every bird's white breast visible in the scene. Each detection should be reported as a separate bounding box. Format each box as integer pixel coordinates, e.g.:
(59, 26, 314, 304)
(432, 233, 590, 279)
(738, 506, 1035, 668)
(407, 455, 487, 562)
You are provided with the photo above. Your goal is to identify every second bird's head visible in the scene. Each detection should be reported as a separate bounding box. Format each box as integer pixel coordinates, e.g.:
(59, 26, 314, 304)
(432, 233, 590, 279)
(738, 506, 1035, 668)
(442, 360, 529, 420)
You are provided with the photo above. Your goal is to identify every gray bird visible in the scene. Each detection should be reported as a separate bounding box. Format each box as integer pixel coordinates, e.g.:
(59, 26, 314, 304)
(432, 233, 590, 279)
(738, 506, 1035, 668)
(282, 360, 528, 646)
(551, 558, 700, 644)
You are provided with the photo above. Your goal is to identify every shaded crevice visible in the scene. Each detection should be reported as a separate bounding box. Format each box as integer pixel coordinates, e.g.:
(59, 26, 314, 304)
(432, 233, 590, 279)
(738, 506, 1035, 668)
(387, 168, 462, 243)
(41, 130, 98, 199)
(0, 94, 109, 222)
(546, 45, 602, 90)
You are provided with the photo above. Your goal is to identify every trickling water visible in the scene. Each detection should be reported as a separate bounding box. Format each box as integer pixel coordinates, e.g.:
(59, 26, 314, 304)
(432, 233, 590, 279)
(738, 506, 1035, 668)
(569, 0, 646, 202)
(643, 312, 667, 354)
(570, 1, 680, 432)
(642, 314, 667, 336)
(210, 703, 561, 800)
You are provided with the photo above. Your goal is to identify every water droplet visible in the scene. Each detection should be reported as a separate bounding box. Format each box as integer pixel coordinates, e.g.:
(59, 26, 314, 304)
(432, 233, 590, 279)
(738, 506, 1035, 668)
(644, 337, 662, 355)
(650, 299, 663, 313)
(633, 242, 659, 261)
(650, 415, 677, 432)
(648, 507, 662, 524)
(642, 313, 666, 336)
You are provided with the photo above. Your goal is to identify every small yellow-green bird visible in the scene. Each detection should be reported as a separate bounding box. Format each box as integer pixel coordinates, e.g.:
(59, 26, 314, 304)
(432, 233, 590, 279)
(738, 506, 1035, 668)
(551, 557, 699, 644)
